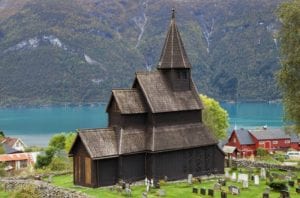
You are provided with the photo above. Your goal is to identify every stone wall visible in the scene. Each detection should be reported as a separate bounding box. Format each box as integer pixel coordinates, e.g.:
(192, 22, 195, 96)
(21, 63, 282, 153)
(232, 159, 300, 171)
(1, 179, 89, 198)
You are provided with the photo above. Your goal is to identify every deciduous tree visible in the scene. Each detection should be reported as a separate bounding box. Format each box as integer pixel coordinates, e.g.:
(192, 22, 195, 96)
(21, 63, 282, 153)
(200, 94, 229, 139)
(277, 0, 300, 133)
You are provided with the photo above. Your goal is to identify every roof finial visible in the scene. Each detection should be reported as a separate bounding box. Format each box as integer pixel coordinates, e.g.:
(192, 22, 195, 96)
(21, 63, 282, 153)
(171, 8, 175, 19)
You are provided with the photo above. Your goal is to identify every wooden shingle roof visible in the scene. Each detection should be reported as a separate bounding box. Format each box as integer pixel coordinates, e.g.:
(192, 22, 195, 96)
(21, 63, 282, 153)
(78, 128, 118, 159)
(136, 71, 203, 113)
(118, 127, 146, 154)
(148, 123, 217, 152)
(108, 89, 147, 114)
(157, 9, 191, 69)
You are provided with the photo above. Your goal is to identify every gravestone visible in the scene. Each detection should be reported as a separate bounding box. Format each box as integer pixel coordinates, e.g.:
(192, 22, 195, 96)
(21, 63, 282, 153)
(269, 176, 274, 183)
(218, 179, 226, 186)
(231, 172, 237, 181)
(125, 188, 131, 197)
(142, 192, 147, 198)
(192, 188, 198, 194)
(254, 175, 260, 185)
(285, 176, 292, 181)
(146, 180, 150, 192)
(158, 189, 166, 197)
(214, 183, 221, 191)
(263, 192, 269, 198)
(221, 191, 227, 198)
(260, 168, 266, 179)
(225, 169, 230, 178)
(242, 180, 248, 188)
(154, 180, 160, 189)
(188, 174, 193, 185)
(288, 181, 294, 187)
(151, 179, 154, 188)
(280, 190, 290, 198)
(296, 187, 300, 194)
(144, 178, 148, 186)
(264, 187, 270, 194)
(164, 176, 168, 181)
(208, 189, 214, 197)
(238, 174, 248, 183)
(229, 186, 240, 195)
(200, 188, 206, 195)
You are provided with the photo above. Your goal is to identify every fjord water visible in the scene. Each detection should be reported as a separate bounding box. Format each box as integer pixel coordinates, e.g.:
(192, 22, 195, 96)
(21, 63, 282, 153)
(0, 103, 283, 146)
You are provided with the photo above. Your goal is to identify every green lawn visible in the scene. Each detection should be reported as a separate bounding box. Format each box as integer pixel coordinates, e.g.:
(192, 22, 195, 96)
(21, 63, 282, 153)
(50, 174, 300, 198)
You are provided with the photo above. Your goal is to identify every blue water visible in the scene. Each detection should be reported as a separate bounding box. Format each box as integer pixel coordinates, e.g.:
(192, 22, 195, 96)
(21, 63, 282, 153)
(0, 103, 283, 146)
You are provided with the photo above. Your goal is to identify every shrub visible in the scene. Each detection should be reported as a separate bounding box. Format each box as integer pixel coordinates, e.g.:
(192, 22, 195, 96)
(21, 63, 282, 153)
(49, 156, 70, 171)
(269, 181, 288, 191)
(257, 148, 268, 156)
(11, 184, 40, 198)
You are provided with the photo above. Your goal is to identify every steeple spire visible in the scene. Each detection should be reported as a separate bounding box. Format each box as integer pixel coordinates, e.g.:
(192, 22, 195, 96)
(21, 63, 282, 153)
(157, 9, 191, 69)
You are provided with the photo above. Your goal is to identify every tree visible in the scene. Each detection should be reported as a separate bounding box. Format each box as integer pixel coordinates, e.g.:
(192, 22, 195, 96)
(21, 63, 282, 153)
(0, 130, 5, 138)
(0, 144, 5, 154)
(200, 94, 229, 139)
(277, 0, 300, 133)
(49, 134, 66, 150)
(64, 132, 76, 153)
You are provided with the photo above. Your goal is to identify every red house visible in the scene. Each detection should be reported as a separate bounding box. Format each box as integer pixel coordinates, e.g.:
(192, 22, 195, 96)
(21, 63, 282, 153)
(226, 128, 256, 158)
(290, 134, 300, 151)
(226, 127, 300, 158)
(249, 128, 291, 152)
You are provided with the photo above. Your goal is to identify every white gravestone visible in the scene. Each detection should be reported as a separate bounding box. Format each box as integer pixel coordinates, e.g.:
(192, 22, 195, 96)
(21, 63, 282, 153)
(260, 168, 266, 179)
(238, 174, 248, 183)
(254, 175, 259, 185)
(225, 169, 230, 178)
(145, 178, 148, 186)
(188, 174, 193, 185)
(231, 172, 237, 181)
(151, 179, 154, 188)
(146, 179, 150, 192)
(242, 180, 249, 188)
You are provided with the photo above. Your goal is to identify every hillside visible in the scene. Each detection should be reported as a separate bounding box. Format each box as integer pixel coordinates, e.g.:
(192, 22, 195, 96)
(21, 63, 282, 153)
(0, 0, 283, 106)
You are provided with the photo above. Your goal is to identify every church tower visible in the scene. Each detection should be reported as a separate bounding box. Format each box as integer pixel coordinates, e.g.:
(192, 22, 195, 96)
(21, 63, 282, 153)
(157, 9, 191, 91)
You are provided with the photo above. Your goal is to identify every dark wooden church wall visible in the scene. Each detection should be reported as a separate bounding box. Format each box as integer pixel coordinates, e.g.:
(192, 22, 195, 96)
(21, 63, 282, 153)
(122, 114, 147, 128)
(120, 153, 145, 182)
(154, 110, 202, 126)
(96, 158, 118, 187)
(150, 146, 223, 180)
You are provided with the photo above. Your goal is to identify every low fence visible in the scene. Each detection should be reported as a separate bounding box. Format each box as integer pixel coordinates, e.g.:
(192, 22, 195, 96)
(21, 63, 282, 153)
(232, 159, 300, 171)
(0, 178, 88, 198)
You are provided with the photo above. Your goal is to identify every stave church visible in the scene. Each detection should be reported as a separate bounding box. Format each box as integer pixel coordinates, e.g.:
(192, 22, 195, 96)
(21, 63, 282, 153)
(69, 10, 224, 187)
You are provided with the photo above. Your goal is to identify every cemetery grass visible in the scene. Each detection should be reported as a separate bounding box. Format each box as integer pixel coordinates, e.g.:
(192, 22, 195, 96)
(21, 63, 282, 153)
(50, 174, 300, 198)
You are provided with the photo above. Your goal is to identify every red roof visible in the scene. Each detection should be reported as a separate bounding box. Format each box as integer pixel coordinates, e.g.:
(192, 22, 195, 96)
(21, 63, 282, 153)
(0, 153, 32, 162)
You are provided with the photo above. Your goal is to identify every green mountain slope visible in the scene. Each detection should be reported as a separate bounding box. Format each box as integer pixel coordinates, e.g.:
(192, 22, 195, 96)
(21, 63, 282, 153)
(0, 0, 283, 106)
